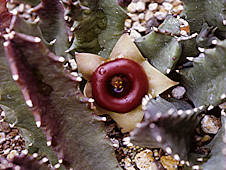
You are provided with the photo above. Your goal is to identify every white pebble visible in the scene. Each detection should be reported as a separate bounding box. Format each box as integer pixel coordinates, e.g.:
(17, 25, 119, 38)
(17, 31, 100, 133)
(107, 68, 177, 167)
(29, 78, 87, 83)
(125, 19, 132, 28)
(136, 2, 146, 12)
(138, 13, 145, 20)
(172, 86, 186, 99)
(162, 2, 173, 11)
(154, 11, 167, 20)
(145, 11, 154, 21)
(127, 3, 137, 13)
(128, 13, 139, 21)
(173, 5, 184, 14)
(148, 3, 158, 11)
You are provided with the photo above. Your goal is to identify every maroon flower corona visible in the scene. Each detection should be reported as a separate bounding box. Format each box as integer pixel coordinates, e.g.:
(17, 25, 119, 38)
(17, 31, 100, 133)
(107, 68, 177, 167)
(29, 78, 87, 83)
(92, 58, 149, 113)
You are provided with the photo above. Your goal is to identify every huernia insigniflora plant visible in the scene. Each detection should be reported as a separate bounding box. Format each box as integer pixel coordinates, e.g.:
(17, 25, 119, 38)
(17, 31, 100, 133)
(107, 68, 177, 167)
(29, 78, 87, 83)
(76, 34, 178, 132)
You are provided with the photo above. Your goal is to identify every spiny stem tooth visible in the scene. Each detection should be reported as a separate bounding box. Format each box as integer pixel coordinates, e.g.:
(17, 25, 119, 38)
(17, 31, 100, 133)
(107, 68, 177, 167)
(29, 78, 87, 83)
(211, 39, 218, 45)
(168, 108, 174, 115)
(192, 165, 200, 170)
(180, 160, 185, 164)
(155, 135, 162, 142)
(185, 109, 192, 115)
(193, 108, 198, 112)
(198, 105, 205, 110)
(58, 56, 65, 63)
(32, 153, 38, 158)
(34, 37, 41, 43)
(36, 121, 41, 128)
(149, 123, 155, 129)
(165, 147, 172, 154)
(221, 93, 226, 99)
(12, 74, 19, 81)
(58, 159, 63, 164)
(198, 47, 205, 52)
(156, 112, 162, 118)
(196, 157, 203, 162)
(223, 20, 226, 25)
(88, 98, 94, 103)
(69, 35, 73, 42)
(49, 39, 56, 45)
(64, 15, 69, 21)
(166, 69, 171, 74)
(75, 76, 82, 82)
(3, 41, 9, 47)
(221, 110, 226, 116)
(177, 110, 183, 115)
(41, 157, 48, 163)
(174, 154, 180, 161)
(26, 100, 33, 107)
(186, 57, 194, 61)
(186, 161, 190, 166)
(47, 141, 52, 146)
(54, 163, 61, 169)
(207, 105, 214, 110)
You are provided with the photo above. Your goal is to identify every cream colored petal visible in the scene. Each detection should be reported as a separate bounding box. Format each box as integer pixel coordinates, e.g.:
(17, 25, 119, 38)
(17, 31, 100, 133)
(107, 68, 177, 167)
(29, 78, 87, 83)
(95, 105, 144, 133)
(75, 53, 106, 81)
(109, 34, 145, 63)
(84, 82, 93, 98)
(109, 106, 144, 133)
(141, 61, 179, 97)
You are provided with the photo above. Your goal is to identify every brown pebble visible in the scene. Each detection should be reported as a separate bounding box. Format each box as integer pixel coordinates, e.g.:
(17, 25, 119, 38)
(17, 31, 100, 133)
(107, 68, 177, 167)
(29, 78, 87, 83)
(160, 155, 179, 170)
(154, 0, 164, 3)
(201, 115, 221, 134)
(0, 122, 11, 133)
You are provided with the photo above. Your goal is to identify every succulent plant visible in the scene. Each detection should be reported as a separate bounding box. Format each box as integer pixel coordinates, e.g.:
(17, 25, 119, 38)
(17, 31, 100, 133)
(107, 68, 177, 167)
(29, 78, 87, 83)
(0, 0, 226, 170)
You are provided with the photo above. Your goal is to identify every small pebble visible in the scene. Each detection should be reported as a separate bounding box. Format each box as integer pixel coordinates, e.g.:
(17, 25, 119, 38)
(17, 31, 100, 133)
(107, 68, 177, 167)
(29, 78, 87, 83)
(171, 86, 186, 99)
(136, 1, 146, 12)
(0, 122, 11, 133)
(148, 3, 158, 11)
(124, 157, 136, 170)
(7, 150, 19, 160)
(128, 13, 139, 21)
(153, 149, 159, 157)
(0, 132, 6, 144)
(125, 19, 132, 28)
(200, 135, 211, 143)
(134, 150, 157, 170)
(201, 115, 221, 134)
(162, 2, 173, 11)
(138, 13, 145, 20)
(160, 155, 179, 170)
(145, 11, 154, 21)
(154, 11, 167, 20)
(172, 0, 183, 6)
(127, 3, 137, 13)
(172, 5, 184, 14)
